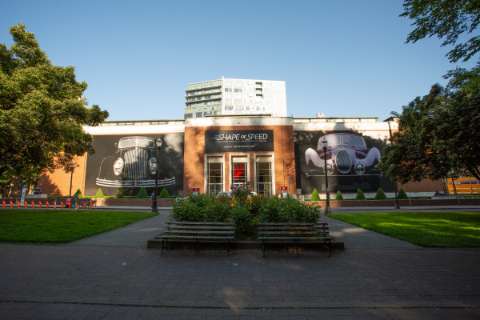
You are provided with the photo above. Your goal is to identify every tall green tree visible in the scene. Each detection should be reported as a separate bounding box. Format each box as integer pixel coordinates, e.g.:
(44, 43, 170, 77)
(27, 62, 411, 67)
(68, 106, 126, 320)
(0, 24, 108, 196)
(402, 0, 480, 62)
(382, 70, 480, 182)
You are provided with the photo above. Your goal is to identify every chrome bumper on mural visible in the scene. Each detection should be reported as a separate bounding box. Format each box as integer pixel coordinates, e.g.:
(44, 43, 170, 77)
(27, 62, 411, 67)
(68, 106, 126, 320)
(96, 177, 176, 188)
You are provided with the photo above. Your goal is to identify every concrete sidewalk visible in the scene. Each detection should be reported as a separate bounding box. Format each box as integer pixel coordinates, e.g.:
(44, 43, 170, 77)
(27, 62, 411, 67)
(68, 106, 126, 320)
(1, 210, 479, 319)
(70, 212, 169, 248)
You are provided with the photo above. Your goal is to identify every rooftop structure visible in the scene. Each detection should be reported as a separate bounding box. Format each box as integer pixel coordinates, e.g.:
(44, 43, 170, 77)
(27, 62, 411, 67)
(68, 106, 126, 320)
(184, 78, 287, 118)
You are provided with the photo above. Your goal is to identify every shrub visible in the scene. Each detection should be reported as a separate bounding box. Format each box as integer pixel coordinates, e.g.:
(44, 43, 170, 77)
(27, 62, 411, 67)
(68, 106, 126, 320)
(136, 187, 148, 198)
(95, 188, 105, 198)
(116, 187, 126, 198)
(398, 188, 408, 199)
(259, 198, 319, 223)
(173, 195, 231, 222)
(201, 200, 231, 222)
(231, 205, 258, 239)
(374, 188, 386, 200)
(246, 195, 264, 216)
(231, 185, 250, 206)
(311, 188, 320, 201)
(159, 188, 170, 198)
(335, 190, 343, 200)
(173, 197, 204, 221)
(356, 188, 366, 200)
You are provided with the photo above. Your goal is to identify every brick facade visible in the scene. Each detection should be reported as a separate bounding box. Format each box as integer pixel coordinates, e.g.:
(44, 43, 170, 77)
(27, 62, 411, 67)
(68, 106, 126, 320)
(184, 125, 296, 195)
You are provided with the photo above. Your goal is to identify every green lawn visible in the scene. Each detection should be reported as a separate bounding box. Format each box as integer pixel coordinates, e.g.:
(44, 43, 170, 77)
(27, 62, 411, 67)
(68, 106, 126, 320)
(0, 209, 156, 243)
(330, 211, 480, 247)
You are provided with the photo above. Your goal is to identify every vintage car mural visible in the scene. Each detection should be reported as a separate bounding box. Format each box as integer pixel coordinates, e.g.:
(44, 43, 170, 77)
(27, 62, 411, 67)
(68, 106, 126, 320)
(305, 132, 381, 175)
(294, 130, 391, 193)
(85, 134, 184, 195)
(95, 136, 176, 188)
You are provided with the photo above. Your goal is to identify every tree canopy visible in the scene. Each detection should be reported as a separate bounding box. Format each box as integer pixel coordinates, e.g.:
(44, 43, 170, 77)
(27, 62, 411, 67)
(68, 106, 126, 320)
(381, 67, 480, 182)
(0, 24, 108, 195)
(401, 0, 480, 62)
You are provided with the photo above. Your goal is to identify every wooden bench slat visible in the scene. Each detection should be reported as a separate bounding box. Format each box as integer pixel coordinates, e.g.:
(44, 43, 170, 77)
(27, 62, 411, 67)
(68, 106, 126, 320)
(167, 221, 233, 226)
(160, 235, 235, 240)
(168, 226, 235, 231)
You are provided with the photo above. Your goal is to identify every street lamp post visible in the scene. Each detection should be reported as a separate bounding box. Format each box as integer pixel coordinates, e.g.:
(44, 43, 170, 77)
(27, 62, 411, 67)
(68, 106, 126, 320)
(320, 137, 330, 215)
(152, 138, 163, 213)
(384, 116, 400, 209)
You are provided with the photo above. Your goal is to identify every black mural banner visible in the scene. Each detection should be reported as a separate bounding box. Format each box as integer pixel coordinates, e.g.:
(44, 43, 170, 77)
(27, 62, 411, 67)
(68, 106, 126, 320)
(205, 130, 274, 153)
(294, 130, 393, 193)
(85, 134, 184, 196)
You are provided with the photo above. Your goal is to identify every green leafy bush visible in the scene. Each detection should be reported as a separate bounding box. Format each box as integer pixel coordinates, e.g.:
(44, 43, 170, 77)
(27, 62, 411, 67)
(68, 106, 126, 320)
(356, 188, 366, 200)
(173, 195, 231, 222)
(159, 188, 170, 198)
(374, 188, 387, 200)
(173, 197, 204, 221)
(201, 200, 231, 222)
(398, 188, 408, 199)
(259, 198, 319, 223)
(246, 195, 264, 216)
(231, 205, 258, 239)
(231, 185, 250, 206)
(116, 188, 126, 198)
(136, 187, 148, 198)
(95, 188, 105, 198)
(335, 190, 343, 200)
(173, 195, 319, 238)
(311, 188, 320, 201)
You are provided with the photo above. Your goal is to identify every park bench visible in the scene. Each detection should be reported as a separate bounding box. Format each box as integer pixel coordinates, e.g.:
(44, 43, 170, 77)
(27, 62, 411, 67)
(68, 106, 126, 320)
(158, 221, 235, 252)
(257, 222, 333, 257)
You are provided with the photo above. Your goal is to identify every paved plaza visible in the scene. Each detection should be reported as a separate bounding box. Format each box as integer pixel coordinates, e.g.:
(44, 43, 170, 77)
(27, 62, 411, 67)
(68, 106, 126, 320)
(0, 211, 479, 319)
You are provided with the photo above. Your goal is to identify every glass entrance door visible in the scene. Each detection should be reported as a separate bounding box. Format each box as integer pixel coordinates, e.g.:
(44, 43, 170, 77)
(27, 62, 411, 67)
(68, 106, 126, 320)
(231, 156, 248, 190)
(256, 156, 272, 196)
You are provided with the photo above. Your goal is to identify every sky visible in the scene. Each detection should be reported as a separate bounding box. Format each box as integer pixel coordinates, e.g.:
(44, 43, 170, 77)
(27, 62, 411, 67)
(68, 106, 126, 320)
(0, 0, 474, 121)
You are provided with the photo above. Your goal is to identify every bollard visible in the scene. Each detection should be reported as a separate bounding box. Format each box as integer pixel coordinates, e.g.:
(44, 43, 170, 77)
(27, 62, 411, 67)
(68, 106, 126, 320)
(9, 200, 13, 208)
(37, 200, 41, 208)
(23, 201, 27, 208)
(46, 200, 49, 208)
(30, 200, 34, 208)
(2, 199, 5, 208)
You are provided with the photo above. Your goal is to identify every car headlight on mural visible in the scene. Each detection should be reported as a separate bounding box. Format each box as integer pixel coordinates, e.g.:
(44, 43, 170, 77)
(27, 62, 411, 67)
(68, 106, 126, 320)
(305, 132, 380, 175)
(96, 136, 176, 188)
(113, 157, 124, 176)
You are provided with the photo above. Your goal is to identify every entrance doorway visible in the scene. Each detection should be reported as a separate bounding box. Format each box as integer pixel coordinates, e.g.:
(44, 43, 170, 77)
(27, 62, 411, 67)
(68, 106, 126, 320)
(231, 156, 248, 190)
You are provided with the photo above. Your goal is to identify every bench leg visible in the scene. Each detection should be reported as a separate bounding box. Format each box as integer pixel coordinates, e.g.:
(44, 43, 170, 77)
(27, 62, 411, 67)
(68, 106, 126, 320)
(226, 241, 232, 255)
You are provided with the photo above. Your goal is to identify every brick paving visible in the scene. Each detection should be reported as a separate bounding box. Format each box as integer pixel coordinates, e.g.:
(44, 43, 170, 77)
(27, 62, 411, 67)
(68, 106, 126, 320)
(0, 210, 479, 319)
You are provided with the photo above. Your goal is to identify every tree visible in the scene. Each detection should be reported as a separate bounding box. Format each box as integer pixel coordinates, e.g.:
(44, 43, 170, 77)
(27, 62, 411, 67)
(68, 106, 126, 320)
(402, 0, 480, 62)
(0, 24, 108, 196)
(381, 67, 480, 182)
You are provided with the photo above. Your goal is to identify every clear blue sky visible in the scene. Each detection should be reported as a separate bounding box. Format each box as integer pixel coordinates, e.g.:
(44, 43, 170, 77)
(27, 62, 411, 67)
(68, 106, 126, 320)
(0, 0, 474, 120)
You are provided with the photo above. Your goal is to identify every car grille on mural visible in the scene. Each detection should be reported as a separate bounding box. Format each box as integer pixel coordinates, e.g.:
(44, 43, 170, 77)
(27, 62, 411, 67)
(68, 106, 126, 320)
(305, 132, 381, 175)
(96, 136, 176, 188)
(85, 134, 184, 195)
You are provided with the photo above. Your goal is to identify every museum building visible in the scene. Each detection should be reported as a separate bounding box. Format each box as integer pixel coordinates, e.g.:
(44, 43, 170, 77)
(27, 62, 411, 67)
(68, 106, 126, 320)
(40, 78, 446, 197)
(40, 114, 444, 197)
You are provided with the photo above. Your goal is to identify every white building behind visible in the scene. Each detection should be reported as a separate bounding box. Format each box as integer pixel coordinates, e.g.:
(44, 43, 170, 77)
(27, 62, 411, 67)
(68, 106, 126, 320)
(185, 78, 287, 118)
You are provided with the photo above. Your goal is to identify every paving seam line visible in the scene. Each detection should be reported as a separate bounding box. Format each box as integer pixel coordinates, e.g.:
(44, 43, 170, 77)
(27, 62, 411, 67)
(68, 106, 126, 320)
(0, 299, 479, 310)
